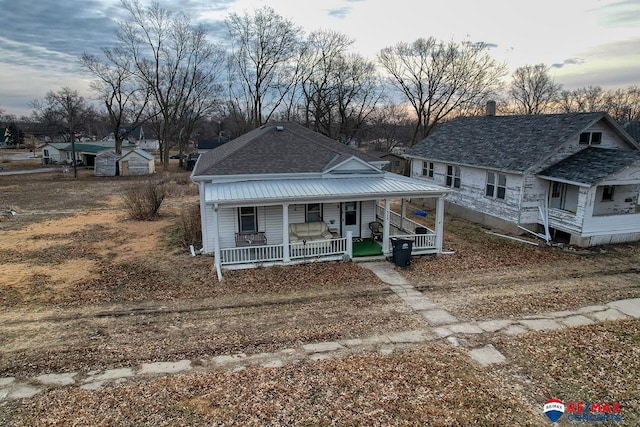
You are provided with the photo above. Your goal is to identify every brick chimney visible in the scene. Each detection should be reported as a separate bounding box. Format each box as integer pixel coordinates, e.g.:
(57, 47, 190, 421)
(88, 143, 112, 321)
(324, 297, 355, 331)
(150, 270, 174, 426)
(486, 100, 496, 116)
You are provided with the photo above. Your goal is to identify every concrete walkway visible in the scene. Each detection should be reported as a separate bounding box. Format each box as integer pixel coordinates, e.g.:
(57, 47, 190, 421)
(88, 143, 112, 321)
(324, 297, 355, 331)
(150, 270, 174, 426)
(2, 261, 639, 401)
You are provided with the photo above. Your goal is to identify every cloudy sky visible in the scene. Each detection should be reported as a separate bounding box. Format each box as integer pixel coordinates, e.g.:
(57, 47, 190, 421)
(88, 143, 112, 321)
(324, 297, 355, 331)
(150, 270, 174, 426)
(1, 0, 639, 117)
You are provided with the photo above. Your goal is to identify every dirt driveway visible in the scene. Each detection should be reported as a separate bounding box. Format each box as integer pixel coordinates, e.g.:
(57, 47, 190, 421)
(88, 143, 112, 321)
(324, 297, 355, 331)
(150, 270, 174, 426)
(1, 168, 638, 425)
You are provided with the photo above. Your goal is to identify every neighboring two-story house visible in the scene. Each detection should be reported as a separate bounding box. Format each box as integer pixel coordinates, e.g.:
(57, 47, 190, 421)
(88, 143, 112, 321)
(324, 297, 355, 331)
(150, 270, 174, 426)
(404, 104, 640, 247)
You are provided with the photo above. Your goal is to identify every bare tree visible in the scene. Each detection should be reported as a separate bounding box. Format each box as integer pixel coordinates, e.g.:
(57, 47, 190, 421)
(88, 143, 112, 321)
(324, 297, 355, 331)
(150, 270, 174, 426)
(118, 0, 224, 169)
(509, 63, 561, 115)
(603, 85, 640, 123)
(225, 6, 304, 128)
(378, 38, 506, 145)
(30, 87, 95, 178)
(80, 48, 152, 154)
(557, 85, 605, 113)
(367, 102, 413, 152)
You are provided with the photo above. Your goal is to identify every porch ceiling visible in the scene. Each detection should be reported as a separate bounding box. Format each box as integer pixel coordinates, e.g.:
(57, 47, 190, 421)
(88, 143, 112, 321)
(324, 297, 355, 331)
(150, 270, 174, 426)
(204, 173, 448, 206)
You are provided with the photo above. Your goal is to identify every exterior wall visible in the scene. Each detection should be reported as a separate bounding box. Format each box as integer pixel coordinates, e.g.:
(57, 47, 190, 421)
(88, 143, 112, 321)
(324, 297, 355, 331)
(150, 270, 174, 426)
(410, 158, 523, 226)
(592, 184, 640, 216)
(41, 146, 63, 164)
(204, 202, 375, 252)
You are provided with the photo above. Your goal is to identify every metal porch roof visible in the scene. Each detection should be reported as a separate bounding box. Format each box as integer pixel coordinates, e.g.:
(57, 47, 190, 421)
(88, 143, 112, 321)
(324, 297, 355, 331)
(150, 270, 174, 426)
(204, 174, 447, 206)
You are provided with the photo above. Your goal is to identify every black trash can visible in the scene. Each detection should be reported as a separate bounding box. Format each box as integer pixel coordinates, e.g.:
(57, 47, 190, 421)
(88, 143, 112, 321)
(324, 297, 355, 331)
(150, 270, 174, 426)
(391, 237, 413, 267)
(415, 226, 428, 235)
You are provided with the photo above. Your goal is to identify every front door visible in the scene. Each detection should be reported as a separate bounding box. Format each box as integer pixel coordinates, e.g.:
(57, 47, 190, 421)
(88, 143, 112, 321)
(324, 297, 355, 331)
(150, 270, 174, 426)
(342, 201, 360, 238)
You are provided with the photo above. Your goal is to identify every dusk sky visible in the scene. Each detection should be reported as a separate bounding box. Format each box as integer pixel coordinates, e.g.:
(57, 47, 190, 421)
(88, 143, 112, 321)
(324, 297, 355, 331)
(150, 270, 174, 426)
(0, 0, 639, 117)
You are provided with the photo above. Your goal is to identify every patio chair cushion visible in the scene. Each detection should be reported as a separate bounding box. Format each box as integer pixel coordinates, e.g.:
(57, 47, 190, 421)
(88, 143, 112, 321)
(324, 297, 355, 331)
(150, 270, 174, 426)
(289, 222, 333, 242)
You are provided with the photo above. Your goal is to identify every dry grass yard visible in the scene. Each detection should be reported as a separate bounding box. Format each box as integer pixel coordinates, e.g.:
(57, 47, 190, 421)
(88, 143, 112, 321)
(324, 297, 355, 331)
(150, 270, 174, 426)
(0, 154, 638, 425)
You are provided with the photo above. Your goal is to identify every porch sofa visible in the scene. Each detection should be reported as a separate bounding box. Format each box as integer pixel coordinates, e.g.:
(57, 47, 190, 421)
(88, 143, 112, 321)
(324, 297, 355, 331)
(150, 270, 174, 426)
(288, 222, 333, 242)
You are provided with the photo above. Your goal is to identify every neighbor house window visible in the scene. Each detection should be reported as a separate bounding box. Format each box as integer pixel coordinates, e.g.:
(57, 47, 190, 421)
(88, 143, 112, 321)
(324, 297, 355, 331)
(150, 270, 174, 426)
(579, 132, 602, 145)
(43, 149, 49, 157)
(238, 207, 257, 233)
(486, 172, 507, 199)
(446, 165, 461, 188)
(306, 203, 322, 222)
(422, 161, 434, 178)
(602, 186, 615, 201)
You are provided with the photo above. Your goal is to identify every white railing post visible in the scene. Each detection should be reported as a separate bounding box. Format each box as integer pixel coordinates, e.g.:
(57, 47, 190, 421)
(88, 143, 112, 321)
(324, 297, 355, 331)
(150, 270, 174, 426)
(383, 199, 391, 254)
(282, 204, 290, 262)
(346, 231, 353, 258)
(435, 196, 444, 254)
(212, 203, 222, 281)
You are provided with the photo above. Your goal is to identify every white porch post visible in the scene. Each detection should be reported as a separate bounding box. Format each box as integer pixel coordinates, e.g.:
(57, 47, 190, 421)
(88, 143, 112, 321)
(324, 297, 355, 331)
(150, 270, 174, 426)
(346, 231, 353, 258)
(199, 182, 208, 252)
(212, 203, 222, 281)
(435, 196, 444, 254)
(282, 204, 290, 262)
(382, 198, 391, 255)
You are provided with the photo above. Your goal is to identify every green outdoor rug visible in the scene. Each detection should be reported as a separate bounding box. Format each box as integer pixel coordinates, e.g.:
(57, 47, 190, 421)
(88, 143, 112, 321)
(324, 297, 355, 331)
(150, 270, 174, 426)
(352, 239, 383, 257)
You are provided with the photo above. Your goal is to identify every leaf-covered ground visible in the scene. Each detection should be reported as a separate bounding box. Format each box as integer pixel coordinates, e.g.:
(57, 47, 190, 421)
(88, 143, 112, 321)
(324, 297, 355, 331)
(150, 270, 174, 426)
(1, 166, 639, 425)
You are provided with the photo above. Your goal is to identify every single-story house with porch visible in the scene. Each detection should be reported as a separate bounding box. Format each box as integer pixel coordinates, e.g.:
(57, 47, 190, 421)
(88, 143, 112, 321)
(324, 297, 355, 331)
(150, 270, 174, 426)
(191, 122, 449, 280)
(404, 104, 640, 247)
(40, 141, 137, 166)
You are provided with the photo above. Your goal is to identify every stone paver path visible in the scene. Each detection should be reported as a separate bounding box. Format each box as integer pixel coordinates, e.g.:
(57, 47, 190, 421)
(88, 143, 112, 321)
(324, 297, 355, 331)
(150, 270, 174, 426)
(1, 261, 639, 402)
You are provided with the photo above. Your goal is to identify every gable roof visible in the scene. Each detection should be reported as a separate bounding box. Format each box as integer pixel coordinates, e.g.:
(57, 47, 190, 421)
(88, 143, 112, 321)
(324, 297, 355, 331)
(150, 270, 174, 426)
(537, 147, 640, 185)
(405, 112, 637, 173)
(119, 149, 154, 161)
(192, 122, 382, 177)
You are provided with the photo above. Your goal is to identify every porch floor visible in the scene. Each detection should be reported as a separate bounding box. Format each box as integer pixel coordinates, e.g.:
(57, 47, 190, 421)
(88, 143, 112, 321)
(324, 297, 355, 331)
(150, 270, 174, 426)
(352, 239, 383, 257)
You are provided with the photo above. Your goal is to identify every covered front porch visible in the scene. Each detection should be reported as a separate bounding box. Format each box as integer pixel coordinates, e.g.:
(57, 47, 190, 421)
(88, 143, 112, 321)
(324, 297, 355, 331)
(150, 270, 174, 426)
(200, 175, 447, 280)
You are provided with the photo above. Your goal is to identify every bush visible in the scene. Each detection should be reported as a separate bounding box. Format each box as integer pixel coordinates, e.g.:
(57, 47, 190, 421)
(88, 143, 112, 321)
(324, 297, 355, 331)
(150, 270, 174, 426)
(178, 203, 202, 248)
(121, 180, 166, 220)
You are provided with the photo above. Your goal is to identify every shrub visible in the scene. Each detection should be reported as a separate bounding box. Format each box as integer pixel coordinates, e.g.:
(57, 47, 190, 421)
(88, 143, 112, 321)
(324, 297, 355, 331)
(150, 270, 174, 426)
(178, 203, 202, 248)
(121, 180, 166, 220)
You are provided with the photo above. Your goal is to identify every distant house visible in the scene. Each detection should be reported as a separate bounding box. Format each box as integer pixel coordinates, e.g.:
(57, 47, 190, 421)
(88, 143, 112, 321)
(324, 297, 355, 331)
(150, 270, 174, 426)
(191, 122, 449, 280)
(40, 141, 136, 166)
(197, 136, 230, 154)
(118, 149, 155, 175)
(380, 152, 409, 176)
(404, 104, 640, 247)
(0, 127, 8, 147)
(103, 126, 159, 151)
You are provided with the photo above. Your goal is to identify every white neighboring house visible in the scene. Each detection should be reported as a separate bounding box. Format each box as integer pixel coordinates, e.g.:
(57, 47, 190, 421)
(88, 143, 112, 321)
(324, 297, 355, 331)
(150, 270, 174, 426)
(40, 141, 137, 166)
(191, 122, 449, 280)
(404, 104, 640, 247)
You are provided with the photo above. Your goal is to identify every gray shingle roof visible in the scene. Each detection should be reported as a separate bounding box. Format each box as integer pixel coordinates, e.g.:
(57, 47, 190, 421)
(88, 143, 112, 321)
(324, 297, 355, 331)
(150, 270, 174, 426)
(405, 112, 622, 173)
(192, 122, 381, 177)
(623, 121, 640, 144)
(537, 147, 640, 185)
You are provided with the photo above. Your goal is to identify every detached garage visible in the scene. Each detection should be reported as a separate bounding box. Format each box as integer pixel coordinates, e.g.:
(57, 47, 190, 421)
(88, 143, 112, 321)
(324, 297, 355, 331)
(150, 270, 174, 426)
(118, 149, 155, 176)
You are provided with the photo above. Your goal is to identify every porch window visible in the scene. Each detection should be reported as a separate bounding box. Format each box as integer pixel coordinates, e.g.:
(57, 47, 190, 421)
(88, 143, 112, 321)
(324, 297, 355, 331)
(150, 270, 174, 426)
(423, 161, 434, 178)
(602, 185, 615, 201)
(306, 203, 322, 222)
(579, 132, 602, 145)
(486, 172, 506, 199)
(446, 165, 461, 189)
(238, 207, 257, 233)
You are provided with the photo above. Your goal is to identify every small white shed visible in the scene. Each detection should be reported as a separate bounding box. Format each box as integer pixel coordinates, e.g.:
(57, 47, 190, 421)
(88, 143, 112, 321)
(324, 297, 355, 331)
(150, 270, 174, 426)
(95, 150, 120, 176)
(118, 149, 155, 176)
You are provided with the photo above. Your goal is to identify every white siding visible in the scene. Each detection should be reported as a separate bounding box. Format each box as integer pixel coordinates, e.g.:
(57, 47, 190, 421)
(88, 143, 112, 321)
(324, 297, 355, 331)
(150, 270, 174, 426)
(217, 207, 237, 249)
(263, 206, 283, 244)
(361, 200, 376, 239)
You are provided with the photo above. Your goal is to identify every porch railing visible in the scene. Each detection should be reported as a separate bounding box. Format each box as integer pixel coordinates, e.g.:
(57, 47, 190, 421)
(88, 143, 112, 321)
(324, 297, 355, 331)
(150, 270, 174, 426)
(392, 233, 437, 253)
(220, 244, 284, 266)
(290, 237, 349, 261)
(219, 237, 350, 266)
(376, 205, 435, 234)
